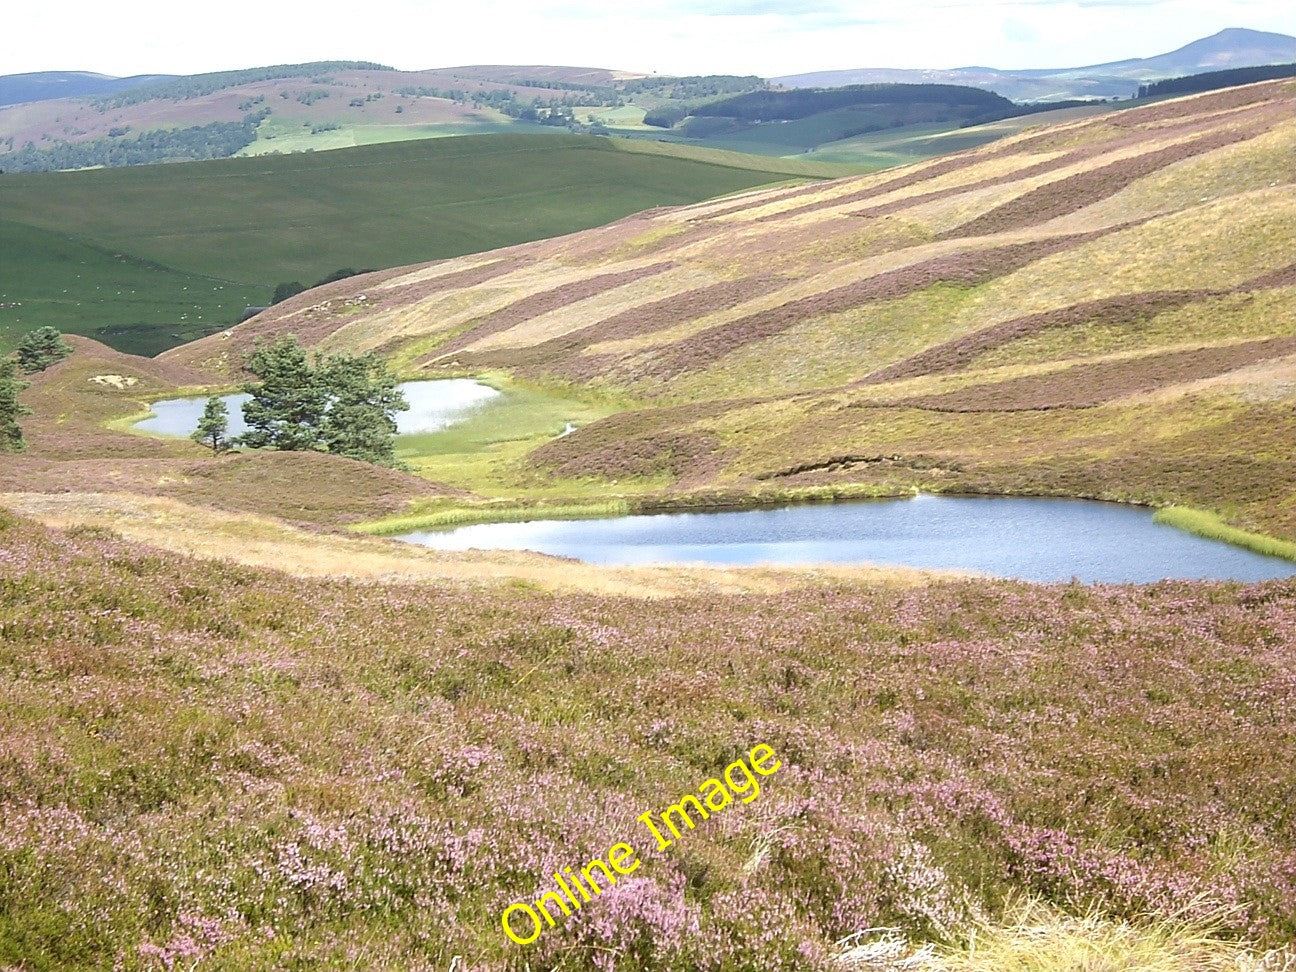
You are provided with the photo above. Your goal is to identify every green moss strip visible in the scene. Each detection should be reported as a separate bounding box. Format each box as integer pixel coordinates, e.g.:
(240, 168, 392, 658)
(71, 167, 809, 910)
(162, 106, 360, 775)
(1154, 506, 1296, 562)
(352, 499, 633, 536)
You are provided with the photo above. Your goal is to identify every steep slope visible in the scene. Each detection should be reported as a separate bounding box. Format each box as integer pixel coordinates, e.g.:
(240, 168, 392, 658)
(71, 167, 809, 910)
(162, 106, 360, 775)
(166, 79, 1296, 541)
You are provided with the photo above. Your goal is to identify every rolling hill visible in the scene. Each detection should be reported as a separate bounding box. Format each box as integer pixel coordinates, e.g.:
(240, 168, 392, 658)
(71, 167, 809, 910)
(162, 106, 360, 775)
(776, 27, 1296, 101)
(630, 82, 1103, 160)
(4, 79, 1296, 972)
(0, 134, 848, 355)
(0, 61, 766, 172)
(167, 78, 1296, 545)
(0, 70, 176, 107)
(5, 31, 1293, 174)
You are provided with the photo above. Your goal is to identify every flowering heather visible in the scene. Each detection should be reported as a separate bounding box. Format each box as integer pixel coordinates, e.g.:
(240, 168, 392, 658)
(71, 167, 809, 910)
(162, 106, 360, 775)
(2, 509, 1296, 968)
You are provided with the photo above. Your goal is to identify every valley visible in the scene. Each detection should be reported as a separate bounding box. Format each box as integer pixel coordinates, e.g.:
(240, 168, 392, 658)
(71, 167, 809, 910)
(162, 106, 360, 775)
(2, 37, 1296, 971)
(146, 80, 1296, 551)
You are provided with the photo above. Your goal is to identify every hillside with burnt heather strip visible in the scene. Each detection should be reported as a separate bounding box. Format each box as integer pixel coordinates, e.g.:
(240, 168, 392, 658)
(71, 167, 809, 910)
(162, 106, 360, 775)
(161, 80, 1296, 541)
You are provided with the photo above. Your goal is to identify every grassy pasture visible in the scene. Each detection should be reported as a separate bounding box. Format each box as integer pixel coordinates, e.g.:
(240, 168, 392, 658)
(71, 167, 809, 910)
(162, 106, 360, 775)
(236, 113, 557, 156)
(395, 381, 641, 501)
(0, 134, 841, 355)
(0, 221, 257, 355)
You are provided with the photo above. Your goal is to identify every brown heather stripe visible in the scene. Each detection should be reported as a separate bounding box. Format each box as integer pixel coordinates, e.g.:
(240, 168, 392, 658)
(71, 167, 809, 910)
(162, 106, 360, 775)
(898, 336, 1296, 412)
(425, 261, 676, 359)
(205, 260, 526, 357)
(1107, 82, 1282, 126)
(587, 276, 790, 345)
(859, 291, 1211, 385)
(859, 259, 1296, 387)
(940, 127, 1261, 239)
(1246, 261, 1296, 291)
(466, 276, 790, 374)
(689, 181, 844, 222)
(839, 102, 1272, 222)
(373, 258, 520, 306)
(646, 231, 1111, 378)
(753, 154, 1004, 224)
(759, 98, 1285, 226)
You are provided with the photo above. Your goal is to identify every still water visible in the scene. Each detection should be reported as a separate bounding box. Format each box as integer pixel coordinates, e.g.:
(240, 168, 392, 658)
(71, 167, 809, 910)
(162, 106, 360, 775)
(134, 379, 500, 438)
(395, 494, 1296, 583)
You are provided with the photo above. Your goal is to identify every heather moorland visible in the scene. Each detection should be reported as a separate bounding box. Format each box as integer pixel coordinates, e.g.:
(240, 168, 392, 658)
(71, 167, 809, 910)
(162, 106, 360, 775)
(3, 74, 1296, 972)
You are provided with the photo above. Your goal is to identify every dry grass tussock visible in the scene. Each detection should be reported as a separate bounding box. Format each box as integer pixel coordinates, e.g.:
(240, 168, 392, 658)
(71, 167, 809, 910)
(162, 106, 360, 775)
(838, 899, 1296, 972)
(0, 491, 938, 597)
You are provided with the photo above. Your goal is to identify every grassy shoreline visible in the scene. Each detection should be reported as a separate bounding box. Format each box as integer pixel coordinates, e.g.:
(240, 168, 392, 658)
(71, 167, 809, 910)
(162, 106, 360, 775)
(355, 489, 1296, 571)
(350, 482, 920, 535)
(1153, 505, 1296, 562)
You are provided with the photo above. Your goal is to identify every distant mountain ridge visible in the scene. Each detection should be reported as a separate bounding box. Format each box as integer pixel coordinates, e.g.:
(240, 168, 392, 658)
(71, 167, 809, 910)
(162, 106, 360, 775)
(0, 71, 176, 107)
(774, 28, 1296, 101)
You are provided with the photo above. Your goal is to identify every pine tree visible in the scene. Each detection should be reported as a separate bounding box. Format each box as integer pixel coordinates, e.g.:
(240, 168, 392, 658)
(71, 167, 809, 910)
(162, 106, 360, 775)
(237, 337, 327, 451)
(0, 359, 30, 453)
(234, 336, 409, 465)
(191, 397, 230, 454)
(15, 327, 74, 374)
(318, 352, 409, 467)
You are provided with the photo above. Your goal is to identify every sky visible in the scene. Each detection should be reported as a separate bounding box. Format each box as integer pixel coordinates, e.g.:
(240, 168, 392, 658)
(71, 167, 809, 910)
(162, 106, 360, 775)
(5, 0, 1294, 78)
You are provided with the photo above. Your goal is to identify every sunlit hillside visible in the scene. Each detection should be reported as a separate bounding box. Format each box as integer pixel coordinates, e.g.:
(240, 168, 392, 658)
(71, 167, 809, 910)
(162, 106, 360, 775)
(168, 80, 1296, 542)
(4, 78, 1296, 972)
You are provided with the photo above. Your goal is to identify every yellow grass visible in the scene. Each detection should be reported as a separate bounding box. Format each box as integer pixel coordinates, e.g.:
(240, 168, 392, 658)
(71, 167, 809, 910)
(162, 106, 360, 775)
(371, 255, 503, 291)
(1154, 506, 1296, 561)
(951, 187, 1296, 331)
(0, 491, 939, 597)
(838, 899, 1295, 971)
(463, 264, 725, 353)
(1077, 120, 1296, 228)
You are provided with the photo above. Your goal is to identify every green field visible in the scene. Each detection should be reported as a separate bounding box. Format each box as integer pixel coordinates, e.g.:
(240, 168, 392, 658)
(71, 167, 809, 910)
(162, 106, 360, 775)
(0, 221, 260, 353)
(618, 103, 1117, 166)
(236, 112, 559, 156)
(0, 134, 850, 355)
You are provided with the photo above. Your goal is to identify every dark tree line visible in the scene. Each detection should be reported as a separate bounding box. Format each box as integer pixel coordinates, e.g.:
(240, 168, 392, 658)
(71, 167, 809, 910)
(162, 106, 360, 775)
(92, 62, 391, 109)
(692, 84, 1013, 122)
(271, 268, 375, 305)
(15, 327, 74, 374)
(622, 75, 766, 99)
(643, 106, 691, 129)
(1137, 63, 1296, 98)
(0, 360, 28, 454)
(1, 110, 270, 173)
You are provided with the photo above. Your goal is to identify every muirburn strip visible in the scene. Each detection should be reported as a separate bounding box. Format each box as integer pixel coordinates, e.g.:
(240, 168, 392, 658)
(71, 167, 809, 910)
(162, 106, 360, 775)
(843, 105, 1269, 221)
(370, 258, 520, 307)
(1107, 81, 1285, 126)
(772, 98, 1283, 227)
(859, 260, 1296, 386)
(421, 261, 676, 360)
(859, 291, 1210, 384)
(459, 276, 789, 378)
(939, 127, 1263, 239)
(898, 336, 1296, 412)
(645, 231, 1114, 379)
